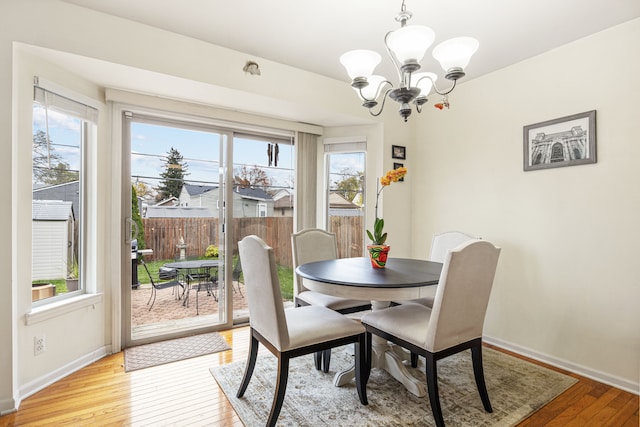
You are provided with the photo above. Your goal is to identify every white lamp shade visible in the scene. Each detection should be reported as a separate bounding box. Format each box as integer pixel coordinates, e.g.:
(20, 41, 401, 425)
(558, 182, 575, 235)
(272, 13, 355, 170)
(432, 37, 479, 71)
(386, 25, 435, 64)
(355, 75, 386, 101)
(340, 50, 381, 79)
(412, 72, 438, 96)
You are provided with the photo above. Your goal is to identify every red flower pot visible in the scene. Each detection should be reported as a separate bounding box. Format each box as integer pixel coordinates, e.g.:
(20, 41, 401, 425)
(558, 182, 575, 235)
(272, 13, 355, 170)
(367, 244, 390, 268)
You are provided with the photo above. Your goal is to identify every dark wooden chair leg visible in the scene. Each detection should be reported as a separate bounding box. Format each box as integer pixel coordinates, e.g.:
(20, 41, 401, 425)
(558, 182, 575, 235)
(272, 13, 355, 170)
(411, 352, 418, 368)
(314, 351, 322, 370)
(364, 332, 372, 384)
(267, 355, 290, 427)
(425, 353, 445, 427)
(236, 334, 259, 398)
(354, 336, 368, 405)
(471, 344, 493, 412)
(322, 349, 331, 373)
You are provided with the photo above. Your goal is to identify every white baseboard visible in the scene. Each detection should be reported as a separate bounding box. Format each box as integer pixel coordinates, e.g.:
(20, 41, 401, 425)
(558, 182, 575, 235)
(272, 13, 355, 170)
(0, 397, 18, 416)
(484, 335, 639, 395)
(18, 345, 111, 405)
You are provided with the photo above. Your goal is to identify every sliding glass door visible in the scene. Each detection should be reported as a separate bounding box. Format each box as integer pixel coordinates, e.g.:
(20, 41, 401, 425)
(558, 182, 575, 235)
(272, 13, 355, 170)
(122, 110, 296, 345)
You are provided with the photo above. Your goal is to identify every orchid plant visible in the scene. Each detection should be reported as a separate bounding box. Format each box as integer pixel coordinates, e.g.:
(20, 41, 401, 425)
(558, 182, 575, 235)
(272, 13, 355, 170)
(367, 166, 408, 245)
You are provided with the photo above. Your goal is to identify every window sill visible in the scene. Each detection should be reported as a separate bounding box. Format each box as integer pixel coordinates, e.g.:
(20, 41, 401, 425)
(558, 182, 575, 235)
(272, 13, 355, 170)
(25, 293, 103, 326)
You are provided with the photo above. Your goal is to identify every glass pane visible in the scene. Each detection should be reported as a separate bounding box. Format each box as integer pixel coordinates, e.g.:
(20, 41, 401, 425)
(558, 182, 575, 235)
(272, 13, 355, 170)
(232, 136, 295, 317)
(32, 104, 83, 301)
(327, 152, 365, 258)
(129, 120, 224, 336)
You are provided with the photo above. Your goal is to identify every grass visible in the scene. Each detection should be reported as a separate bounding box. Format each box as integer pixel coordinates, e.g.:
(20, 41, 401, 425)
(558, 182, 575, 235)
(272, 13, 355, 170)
(139, 257, 294, 301)
(32, 279, 68, 294)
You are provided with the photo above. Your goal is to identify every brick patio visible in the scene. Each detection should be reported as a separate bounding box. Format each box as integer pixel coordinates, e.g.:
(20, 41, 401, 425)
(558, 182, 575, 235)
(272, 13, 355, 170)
(131, 280, 249, 327)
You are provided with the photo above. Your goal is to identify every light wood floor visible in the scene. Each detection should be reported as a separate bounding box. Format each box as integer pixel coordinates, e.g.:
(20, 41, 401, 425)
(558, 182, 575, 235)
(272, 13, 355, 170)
(1, 326, 637, 426)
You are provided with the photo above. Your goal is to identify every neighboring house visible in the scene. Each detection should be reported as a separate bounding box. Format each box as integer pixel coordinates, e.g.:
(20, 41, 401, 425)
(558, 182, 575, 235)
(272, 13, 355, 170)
(32, 180, 79, 217)
(180, 183, 274, 218)
(179, 184, 214, 207)
(155, 196, 179, 207)
(31, 200, 74, 281)
(233, 186, 274, 218)
(329, 192, 362, 217)
(272, 189, 294, 217)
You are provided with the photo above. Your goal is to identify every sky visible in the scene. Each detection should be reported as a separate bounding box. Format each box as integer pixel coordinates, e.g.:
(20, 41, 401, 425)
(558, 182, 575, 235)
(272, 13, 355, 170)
(33, 104, 366, 197)
(130, 122, 296, 191)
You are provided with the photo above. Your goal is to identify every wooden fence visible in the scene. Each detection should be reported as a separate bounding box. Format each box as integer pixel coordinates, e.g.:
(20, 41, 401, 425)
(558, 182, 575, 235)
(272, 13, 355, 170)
(143, 216, 363, 268)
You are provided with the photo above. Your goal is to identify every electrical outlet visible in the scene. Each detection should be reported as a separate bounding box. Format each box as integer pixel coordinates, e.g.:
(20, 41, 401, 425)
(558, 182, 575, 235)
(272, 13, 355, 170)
(34, 335, 46, 356)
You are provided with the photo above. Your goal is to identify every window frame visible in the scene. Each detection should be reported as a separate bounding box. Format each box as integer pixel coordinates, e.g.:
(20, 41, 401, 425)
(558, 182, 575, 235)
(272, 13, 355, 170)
(31, 82, 97, 307)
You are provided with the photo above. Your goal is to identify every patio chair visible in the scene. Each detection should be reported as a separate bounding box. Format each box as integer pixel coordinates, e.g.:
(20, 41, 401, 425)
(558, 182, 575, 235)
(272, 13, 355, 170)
(140, 259, 181, 311)
(231, 256, 244, 296)
(187, 266, 219, 315)
(237, 235, 368, 426)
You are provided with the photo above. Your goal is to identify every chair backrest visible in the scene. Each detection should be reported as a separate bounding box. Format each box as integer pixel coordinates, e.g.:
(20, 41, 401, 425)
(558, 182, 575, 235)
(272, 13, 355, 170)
(425, 240, 501, 353)
(238, 235, 289, 351)
(291, 228, 338, 297)
(429, 231, 479, 263)
(140, 259, 156, 287)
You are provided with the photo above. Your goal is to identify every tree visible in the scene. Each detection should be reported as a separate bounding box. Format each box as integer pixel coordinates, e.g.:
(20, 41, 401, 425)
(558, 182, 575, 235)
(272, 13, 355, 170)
(42, 162, 79, 185)
(155, 147, 189, 201)
(131, 185, 145, 250)
(133, 181, 154, 199)
(233, 165, 272, 191)
(334, 168, 364, 203)
(32, 130, 72, 184)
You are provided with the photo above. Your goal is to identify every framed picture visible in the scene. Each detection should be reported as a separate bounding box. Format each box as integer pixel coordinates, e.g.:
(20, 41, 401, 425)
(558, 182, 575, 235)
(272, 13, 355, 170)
(523, 110, 596, 171)
(392, 145, 406, 160)
(393, 162, 405, 181)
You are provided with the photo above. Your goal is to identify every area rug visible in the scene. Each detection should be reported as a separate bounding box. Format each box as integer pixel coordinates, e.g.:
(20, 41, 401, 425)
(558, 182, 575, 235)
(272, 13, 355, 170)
(210, 346, 577, 426)
(125, 332, 230, 372)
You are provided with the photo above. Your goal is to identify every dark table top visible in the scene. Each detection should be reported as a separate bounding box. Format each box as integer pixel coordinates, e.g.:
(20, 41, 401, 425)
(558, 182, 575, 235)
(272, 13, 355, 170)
(296, 257, 442, 288)
(163, 260, 220, 270)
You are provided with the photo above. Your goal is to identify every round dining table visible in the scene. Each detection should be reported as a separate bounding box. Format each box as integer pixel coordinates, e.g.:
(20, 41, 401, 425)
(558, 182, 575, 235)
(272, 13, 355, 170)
(296, 257, 442, 397)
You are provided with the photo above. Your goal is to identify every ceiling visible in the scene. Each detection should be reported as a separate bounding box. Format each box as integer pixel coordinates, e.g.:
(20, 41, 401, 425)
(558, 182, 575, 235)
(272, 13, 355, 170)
(56, 0, 639, 126)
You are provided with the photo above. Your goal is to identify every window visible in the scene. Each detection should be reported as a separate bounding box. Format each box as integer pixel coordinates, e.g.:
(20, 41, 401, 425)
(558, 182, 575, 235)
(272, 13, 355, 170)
(31, 83, 97, 303)
(324, 138, 366, 258)
(257, 203, 267, 217)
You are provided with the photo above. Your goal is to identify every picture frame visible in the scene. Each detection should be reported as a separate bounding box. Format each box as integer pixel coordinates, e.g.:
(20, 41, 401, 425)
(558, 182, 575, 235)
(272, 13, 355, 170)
(392, 145, 406, 160)
(393, 162, 405, 181)
(523, 110, 596, 171)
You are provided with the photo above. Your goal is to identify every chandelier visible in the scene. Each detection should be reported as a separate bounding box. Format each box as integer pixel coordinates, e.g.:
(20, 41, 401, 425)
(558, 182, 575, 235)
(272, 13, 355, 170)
(340, 0, 479, 122)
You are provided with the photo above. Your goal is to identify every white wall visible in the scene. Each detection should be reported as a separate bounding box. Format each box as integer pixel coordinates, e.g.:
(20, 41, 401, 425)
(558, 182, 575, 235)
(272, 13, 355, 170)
(321, 118, 413, 258)
(410, 18, 640, 392)
(0, 0, 377, 413)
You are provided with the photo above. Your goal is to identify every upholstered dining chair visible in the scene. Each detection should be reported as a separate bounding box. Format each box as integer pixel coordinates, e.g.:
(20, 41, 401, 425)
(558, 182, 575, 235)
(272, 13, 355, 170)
(395, 230, 479, 308)
(361, 240, 501, 427)
(291, 228, 371, 372)
(237, 235, 368, 426)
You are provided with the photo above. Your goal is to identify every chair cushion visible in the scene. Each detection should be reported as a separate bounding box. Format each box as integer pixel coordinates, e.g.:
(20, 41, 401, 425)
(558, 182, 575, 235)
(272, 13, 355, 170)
(298, 290, 370, 311)
(283, 305, 365, 351)
(361, 303, 432, 349)
(393, 285, 436, 307)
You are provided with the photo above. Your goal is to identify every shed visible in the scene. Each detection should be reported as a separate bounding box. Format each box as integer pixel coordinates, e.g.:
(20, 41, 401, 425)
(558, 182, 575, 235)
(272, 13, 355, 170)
(32, 200, 74, 281)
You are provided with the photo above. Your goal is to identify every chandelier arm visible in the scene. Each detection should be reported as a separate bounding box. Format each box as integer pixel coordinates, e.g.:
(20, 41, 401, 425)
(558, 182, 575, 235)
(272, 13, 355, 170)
(356, 80, 393, 104)
(368, 88, 394, 117)
(384, 31, 404, 83)
(431, 79, 457, 96)
(413, 74, 457, 97)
